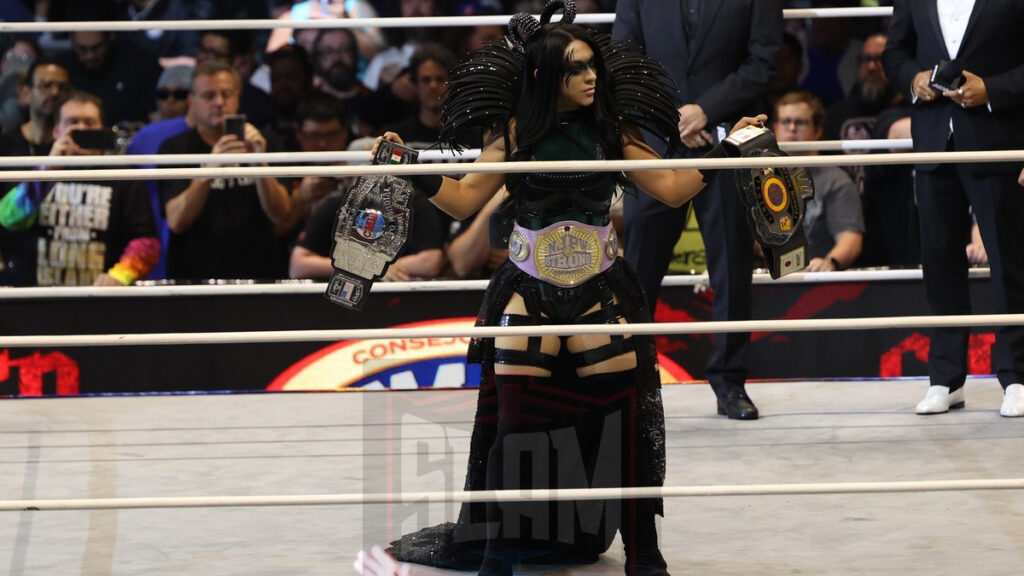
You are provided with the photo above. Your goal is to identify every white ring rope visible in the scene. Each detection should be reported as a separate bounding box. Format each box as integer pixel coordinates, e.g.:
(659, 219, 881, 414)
(2, 149, 1021, 183)
(0, 140, 913, 169)
(0, 8, 894, 34)
(0, 312, 1022, 348)
(1, 478, 1021, 512)
(0, 269, 993, 300)
(0, 149, 475, 168)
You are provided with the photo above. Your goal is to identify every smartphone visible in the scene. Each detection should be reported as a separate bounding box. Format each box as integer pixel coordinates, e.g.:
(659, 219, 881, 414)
(223, 114, 246, 140)
(929, 60, 964, 93)
(70, 129, 117, 150)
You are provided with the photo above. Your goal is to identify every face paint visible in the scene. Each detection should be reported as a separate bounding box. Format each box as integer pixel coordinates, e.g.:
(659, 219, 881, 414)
(557, 39, 598, 111)
(562, 48, 597, 88)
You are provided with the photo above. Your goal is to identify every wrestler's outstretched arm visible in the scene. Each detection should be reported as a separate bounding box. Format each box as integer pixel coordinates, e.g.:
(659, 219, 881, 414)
(621, 114, 768, 207)
(371, 130, 508, 221)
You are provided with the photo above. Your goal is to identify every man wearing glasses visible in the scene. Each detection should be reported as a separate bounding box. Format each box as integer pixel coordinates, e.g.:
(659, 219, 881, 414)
(773, 90, 864, 273)
(0, 58, 69, 157)
(195, 30, 274, 130)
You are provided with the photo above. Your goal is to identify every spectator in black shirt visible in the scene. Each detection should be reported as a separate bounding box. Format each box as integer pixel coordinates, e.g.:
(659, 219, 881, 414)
(118, 0, 204, 59)
(265, 44, 315, 152)
(313, 27, 412, 136)
(159, 61, 292, 281)
(289, 189, 445, 281)
(824, 33, 902, 192)
(0, 58, 68, 157)
(0, 91, 158, 286)
(385, 43, 456, 148)
(60, 31, 161, 126)
(277, 92, 354, 236)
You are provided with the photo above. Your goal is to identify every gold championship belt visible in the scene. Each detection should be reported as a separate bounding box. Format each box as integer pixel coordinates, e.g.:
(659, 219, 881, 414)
(325, 141, 419, 311)
(723, 126, 815, 279)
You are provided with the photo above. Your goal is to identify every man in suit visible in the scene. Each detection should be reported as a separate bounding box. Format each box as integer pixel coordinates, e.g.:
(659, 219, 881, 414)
(613, 0, 782, 420)
(883, 0, 1024, 417)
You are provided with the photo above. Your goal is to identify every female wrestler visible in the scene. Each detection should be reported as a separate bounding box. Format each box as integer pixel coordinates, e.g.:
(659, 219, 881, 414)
(376, 2, 766, 575)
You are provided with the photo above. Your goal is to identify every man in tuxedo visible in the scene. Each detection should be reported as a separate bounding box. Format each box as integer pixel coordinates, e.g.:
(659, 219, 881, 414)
(613, 0, 782, 420)
(883, 0, 1024, 417)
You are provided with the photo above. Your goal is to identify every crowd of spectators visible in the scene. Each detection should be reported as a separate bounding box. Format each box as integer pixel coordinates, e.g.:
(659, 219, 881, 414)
(0, 0, 962, 288)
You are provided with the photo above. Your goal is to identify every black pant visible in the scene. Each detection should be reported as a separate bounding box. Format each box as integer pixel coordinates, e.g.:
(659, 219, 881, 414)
(624, 170, 754, 393)
(916, 159, 1024, 390)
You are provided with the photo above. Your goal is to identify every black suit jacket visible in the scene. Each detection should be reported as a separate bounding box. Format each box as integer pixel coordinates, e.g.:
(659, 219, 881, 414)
(883, 0, 1024, 172)
(613, 0, 782, 157)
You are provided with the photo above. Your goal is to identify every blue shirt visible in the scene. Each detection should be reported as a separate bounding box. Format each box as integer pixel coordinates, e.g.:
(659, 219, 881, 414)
(125, 116, 189, 280)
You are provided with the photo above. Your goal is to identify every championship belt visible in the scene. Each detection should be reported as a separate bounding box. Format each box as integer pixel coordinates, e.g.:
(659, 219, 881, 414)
(723, 126, 816, 279)
(325, 141, 419, 310)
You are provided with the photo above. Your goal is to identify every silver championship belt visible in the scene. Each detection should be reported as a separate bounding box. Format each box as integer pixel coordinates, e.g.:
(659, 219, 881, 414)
(325, 141, 419, 310)
(723, 125, 815, 279)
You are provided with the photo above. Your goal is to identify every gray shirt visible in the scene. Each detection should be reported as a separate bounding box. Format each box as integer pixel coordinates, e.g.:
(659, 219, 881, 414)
(802, 166, 865, 260)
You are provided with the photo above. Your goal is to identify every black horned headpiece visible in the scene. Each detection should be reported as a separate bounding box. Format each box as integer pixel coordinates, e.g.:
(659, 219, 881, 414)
(507, 0, 576, 53)
(439, 0, 681, 154)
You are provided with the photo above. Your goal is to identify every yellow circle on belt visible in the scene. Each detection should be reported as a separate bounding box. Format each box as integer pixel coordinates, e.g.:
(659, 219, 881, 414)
(762, 176, 788, 213)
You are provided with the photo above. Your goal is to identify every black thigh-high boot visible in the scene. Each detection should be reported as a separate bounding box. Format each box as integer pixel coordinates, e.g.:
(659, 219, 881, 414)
(621, 497, 669, 576)
(574, 369, 670, 576)
(479, 373, 562, 576)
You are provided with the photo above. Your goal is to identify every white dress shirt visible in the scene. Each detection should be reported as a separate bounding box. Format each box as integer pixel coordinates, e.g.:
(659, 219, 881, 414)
(937, 0, 975, 59)
(924, 0, 990, 126)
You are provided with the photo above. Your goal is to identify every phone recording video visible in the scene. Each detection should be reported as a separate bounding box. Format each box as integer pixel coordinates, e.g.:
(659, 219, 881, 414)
(223, 114, 246, 141)
(70, 129, 117, 151)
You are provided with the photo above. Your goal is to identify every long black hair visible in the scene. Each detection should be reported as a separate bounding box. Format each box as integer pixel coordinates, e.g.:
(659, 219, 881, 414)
(512, 23, 622, 163)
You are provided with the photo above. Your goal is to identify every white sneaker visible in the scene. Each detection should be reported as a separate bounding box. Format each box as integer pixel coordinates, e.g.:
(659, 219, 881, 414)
(1000, 383, 1024, 418)
(915, 385, 965, 415)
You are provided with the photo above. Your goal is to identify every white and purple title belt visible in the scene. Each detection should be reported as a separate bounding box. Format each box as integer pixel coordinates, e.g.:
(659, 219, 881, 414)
(507, 220, 619, 288)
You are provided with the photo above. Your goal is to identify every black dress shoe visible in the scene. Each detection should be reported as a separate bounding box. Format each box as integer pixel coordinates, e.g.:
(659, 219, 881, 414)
(716, 390, 759, 420)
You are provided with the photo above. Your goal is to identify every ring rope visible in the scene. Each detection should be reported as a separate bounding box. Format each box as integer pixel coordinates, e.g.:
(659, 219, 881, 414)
(1, 312, 1022, 348)
(0, 8, 894, 34)
(3, 149, 1022, 183)
(1, 478, 1021, 512)
(0, 269, 993, 300)
(0, 140, 913, 169)
(0, 149, 472, 168)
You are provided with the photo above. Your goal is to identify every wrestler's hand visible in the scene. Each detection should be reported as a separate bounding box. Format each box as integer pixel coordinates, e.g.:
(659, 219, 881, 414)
(912, 70, 939, 102)
(354, 546, 411, 576)
(370, 131, 405, 160)
(729, 114, 769, 134)
(942, 70, 988, 108)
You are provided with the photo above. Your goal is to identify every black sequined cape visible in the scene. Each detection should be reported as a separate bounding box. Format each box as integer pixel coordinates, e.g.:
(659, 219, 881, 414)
(388, 260, 666, 569)
(387, 29, 677, 571)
